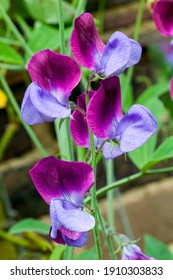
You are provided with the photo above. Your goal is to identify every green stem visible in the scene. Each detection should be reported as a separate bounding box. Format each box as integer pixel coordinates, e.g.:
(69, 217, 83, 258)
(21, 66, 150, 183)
(85, 165, 173, 203)
(106, 160, 115, 230)
(105, 160, 134, 242)
(14, 13, 32, 40)
(123, 0, 145, 100)
(85, 79, 102, 260)
(75, 0, 87, 16)
(0, 5, 33, 57)
(57, 0, 65, 54)
(76, 146, 86, 162)
(0, 74, 48, 157)
(114, 188, 134, 240)
(85, 172, 143, 204)
(97, 206, 116, 259)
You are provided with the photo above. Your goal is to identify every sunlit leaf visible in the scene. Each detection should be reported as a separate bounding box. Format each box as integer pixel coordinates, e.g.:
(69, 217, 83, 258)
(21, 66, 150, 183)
(23, 0, 75, 24)
(137, 81, 169, 104)
(142, 136, 173, 170)
(0, 42, 24, 65)
(144, 234, 173, 260)
(9, 218, 50, 235)
(0, 0, 10, 19)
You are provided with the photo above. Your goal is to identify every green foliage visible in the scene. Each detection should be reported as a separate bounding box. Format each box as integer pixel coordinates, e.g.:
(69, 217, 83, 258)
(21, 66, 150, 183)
(23, 0, 75, 24)
(25, 23, 72, 61)
(142, 136, 173, 170)
(9, 218, 50, 235)
(75, 247, 97, 260)
(0, 42, 24, 65)
(49, 245, 66, 260)
(144, 234, 173, 260)
(0, 0, 10, 18)
(137, 80, 169, 105)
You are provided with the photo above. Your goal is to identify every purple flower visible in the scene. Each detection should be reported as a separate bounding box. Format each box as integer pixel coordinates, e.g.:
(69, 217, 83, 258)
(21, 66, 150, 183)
(21, 49, 81, 125)
(122, 244, 155, 260)
(87, 76, 158, 159)
(153, 0, 173, 38)
(29, 156, 95, 247)
(70, 13, 142, 77)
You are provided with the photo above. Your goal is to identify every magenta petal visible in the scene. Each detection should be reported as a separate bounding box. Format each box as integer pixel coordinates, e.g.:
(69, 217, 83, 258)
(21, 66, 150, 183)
(64, 232, 88, 247)
(60, 226, 83, 240)
(70, 12, 105, 70)
(153, 0, 173, 37)
(87, 76, 123, 139)
(170, 77, 173, 100)
(29, 156, 94, 205)
(102, 142, 123, 159)
(53, 199, 95, 232)
(98, 32, 131, 77)
(49, 229, 65, 245)
(21, 83, 55, 125)
(70, 91, 95, 147)
(30, 82, 70, 119)
(116, 105, 158, 152)
(28, 49, 81, 103)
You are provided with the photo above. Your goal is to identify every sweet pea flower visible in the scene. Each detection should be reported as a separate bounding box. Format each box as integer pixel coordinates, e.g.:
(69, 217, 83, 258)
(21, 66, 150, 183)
(21, 49, 81, 125)
(87, 76, 158, 159)
(122, 244, 155, 260)
(153, 0, 173, 39)
(70, 12, 142, 78)
(29, 156, 95, 247)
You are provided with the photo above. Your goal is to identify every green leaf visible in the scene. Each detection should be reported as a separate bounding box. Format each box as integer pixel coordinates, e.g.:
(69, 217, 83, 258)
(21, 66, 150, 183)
(25, 23, 72, 61)
(142, 136, 173, 170)
(0, 42, 24, 65)
(25, 23, 59, 61)
(136, 80, 169, 105)
(144, 234, 173, 260)
(75, 247, 97, 260)
(9, 218, 50, 235)
(23, 0, 75, 24)
(49, 245, 66, 260)
(0, 0, 10, 18)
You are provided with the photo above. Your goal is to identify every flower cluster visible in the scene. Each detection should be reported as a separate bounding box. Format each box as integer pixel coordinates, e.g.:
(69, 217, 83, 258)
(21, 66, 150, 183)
(21, 12, 157, 258)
